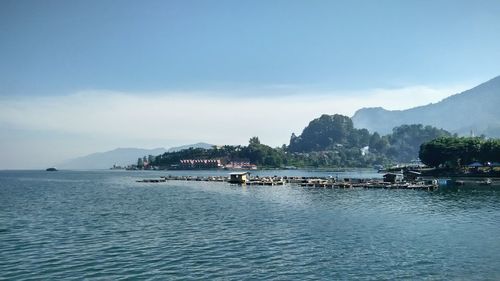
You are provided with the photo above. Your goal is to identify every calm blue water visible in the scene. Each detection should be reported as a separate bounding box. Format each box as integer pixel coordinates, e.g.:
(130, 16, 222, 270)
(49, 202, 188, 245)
(1, 170, 500, 280)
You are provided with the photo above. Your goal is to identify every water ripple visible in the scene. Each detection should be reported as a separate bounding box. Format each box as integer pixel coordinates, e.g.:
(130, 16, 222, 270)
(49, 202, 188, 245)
(1, 170, 500, 280)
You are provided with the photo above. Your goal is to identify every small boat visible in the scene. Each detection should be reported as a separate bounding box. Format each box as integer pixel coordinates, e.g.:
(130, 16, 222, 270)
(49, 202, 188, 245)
(478, 178, 492, 186)
(46, 167, 58, 171)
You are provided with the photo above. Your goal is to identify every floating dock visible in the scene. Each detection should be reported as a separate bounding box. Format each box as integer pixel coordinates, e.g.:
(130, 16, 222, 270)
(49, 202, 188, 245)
(137, 175, 442, 190)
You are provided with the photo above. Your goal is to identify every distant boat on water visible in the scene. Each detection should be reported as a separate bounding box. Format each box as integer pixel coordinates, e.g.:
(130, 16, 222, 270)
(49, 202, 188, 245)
(479, 178, 492, 186)
(46, 167, 58, 171)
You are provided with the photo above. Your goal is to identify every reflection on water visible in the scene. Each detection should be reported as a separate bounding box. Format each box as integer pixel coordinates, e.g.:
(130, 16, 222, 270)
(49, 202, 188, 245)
(1, 170, 499, 280)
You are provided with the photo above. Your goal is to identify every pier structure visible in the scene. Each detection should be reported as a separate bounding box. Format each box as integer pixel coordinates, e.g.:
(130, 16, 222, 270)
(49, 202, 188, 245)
(137, 174, 445, 191)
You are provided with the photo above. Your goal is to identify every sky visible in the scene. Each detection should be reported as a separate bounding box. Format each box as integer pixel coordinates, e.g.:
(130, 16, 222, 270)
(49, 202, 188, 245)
(1, 0, 500, 169)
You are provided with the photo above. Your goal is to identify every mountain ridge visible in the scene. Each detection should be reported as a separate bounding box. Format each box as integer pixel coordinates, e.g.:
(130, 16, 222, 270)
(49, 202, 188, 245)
(58, 143, 214, 169)
(167, 142, 214, 152)
(352, 75, 500, 136)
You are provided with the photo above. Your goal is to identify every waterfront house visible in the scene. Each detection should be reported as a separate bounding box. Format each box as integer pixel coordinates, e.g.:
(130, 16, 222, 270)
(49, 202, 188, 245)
(383, 173, 403, 183)
(229, 172, 249, 184)
(403, 170, 421, 181)
(224, 161, 258, 170)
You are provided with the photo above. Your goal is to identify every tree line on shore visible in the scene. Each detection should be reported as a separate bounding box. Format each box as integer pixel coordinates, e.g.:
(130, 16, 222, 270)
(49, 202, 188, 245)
(419, 137, 500, 168)
(150, 114, 456, 169)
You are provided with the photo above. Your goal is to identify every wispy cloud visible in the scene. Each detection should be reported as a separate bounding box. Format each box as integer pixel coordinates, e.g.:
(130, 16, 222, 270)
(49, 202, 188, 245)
(0, 84, 470, 146)
(0, 83, 472, 168)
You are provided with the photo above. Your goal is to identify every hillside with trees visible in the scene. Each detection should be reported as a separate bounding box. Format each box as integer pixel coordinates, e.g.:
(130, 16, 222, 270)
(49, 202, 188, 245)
(386, 124, 452, 162)
(288, 114, 370, 152)
(150, 114, 452, 169)
(287, 114, 451, 166)
(152, 137, 287, 168)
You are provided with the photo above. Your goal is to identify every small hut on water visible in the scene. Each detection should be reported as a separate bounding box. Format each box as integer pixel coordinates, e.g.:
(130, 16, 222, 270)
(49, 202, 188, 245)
(229, 172, 250, 184)
(383, 173, 404, 183)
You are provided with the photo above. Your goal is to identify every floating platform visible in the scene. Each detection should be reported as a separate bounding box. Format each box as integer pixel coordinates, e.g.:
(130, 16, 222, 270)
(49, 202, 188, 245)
(136, 175, 443, 191)
(136, 178, 166, 183)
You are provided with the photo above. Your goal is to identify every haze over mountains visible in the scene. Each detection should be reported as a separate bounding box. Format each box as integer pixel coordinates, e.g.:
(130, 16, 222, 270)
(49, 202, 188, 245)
(56, 76, 500, 170)
(58, 143, 213, 169)
(352, 76, 500, 137)
(166, 142, 214, 153)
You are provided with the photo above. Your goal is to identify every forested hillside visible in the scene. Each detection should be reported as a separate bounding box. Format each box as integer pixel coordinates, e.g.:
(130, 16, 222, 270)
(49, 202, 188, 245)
(151, 114, 451, 169)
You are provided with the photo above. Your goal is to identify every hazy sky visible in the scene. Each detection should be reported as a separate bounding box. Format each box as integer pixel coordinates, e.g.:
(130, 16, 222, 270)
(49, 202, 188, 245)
(1, 0, 500, 169)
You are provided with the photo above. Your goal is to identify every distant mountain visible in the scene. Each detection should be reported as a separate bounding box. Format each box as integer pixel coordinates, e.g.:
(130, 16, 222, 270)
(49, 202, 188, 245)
(167, 142, 214, 152)
(58, 143, 214, 169)
(58, 147, 168, 169)
(352, 76, 500, 137)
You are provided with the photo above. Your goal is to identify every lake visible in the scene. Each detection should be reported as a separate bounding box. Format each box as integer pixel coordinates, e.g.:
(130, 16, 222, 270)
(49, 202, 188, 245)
(1, 170, 500, 280)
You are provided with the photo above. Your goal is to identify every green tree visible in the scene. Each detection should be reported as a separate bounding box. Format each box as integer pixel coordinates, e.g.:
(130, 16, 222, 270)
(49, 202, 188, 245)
(369, 132, 389, 153)
(419, 138, 447, 168)
(148, 155, 155, 163)
(419, 137, 500, 169)
(249, 136, 261, 146)
(480, 139, 500, 162)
